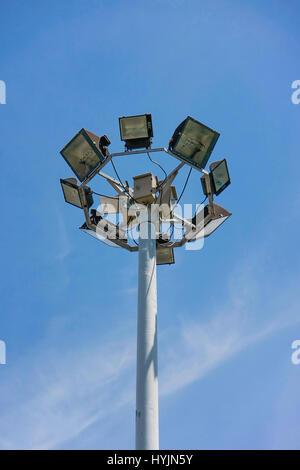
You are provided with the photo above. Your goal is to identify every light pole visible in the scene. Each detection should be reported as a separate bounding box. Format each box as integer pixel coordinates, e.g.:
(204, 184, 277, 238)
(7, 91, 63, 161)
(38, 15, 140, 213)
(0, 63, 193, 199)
(58, 113, 232, 450)
(136, 206, 159, 450)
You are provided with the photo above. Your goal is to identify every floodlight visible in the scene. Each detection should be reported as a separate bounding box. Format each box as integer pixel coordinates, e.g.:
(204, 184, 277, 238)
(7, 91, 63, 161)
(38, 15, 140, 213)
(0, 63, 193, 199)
(210, 159, 230, 195)
(60, 129, 106, 182)
(185, 203, 231, 241)
(156, 246, 175, 265)
(169, 116, 219, 170)
(119, 114, 153, 150)
(201, 158, 230, 197)
(79, 222, 120, 248)
(60, 177, 93, 209)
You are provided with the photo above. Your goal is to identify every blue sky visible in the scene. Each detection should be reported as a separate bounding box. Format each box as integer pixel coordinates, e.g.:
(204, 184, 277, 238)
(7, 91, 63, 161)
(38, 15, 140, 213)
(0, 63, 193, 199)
(0, 0, 300, 450)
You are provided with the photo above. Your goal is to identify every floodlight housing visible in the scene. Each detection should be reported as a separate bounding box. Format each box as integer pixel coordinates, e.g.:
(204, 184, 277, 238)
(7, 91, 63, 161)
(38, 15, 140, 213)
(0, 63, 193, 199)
(60, 128, 106, 182)
(60, 177, 93, 209)
(79, 222, 121, 248)
(99, 134, 111, 148)
(210, 159, 230, 195)
(169, 116, 219, 170)
(119, 114, 153, 150)
(185, 203, 231, 241)
(156, 246, 175, 265)
(99, 134, 111, 158)
(201, 159, 231, 196)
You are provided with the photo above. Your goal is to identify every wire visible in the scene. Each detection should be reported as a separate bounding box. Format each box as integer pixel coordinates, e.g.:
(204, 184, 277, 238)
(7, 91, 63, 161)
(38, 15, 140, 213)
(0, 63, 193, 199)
(110, 159, 139, 205)
(167, 193, 208, 244)
(147, 152, 168, 182)
(147, 152, 169, 204)
(164, 170, 208, 243)
(92, 191, 119, 199)
(126, 222, 138, 246)
(163, 168, 192, 241)
(106, 160, 141, 248)
(110, 159, 127, 191)
(175, 167, 192, 206)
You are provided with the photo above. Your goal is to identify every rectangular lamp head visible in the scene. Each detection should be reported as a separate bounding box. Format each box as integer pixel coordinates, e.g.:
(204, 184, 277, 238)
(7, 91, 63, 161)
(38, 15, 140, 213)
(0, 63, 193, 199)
(185, 203, 231, 241)
(60, 177, 93, 209)
(79, 222, 120, 248)
(171, 116, 219, 170)
(119, 114, 153, 150)
(209, 159, 231, 195)
(60, 128, 105, 182)
(156, 246, 175, 265)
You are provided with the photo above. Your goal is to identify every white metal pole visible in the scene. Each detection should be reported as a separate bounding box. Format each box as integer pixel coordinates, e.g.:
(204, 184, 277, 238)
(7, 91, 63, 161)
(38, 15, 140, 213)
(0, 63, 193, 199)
(135, 206, 159, 450)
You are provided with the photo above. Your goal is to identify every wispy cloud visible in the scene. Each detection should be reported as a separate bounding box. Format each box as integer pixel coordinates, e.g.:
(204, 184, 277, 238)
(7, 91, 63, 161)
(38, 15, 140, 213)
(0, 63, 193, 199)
(0, 334, 136, 450)
(0, 246, 299, 449)
(55, 208, 72, 262)
(160, 308, 299, 397)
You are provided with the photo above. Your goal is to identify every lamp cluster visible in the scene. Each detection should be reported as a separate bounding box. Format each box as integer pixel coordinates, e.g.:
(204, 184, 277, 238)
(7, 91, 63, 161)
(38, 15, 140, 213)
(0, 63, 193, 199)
(59, 113, 232, 264)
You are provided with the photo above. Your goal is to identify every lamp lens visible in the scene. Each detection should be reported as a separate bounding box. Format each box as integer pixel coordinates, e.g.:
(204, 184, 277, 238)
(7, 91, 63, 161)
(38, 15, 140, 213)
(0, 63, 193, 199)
(195, 216, 229, 239)
(156, 247, 175, 265)
(173, 117, 219, 169)
(120, 116, 148, 140)
(62, 183, 82, 208)
(61, 132, 102, 182)
(80, 224, 120, 248)
(211, 160, 230, 194)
